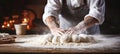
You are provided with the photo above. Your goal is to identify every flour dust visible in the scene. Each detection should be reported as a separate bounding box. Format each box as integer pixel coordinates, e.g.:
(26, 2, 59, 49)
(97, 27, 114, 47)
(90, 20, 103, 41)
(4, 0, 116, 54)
(15, 34, 120, 50)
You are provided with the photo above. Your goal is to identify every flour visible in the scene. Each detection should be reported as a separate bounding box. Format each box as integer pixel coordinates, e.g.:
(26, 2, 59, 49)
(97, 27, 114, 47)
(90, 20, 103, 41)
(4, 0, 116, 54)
(15, 34, 120, 50)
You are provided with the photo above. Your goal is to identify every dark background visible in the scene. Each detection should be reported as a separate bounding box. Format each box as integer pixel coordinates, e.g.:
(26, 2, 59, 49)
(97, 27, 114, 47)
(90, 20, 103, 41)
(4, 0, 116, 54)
(0, 0, 120, 35)
(101, 0, 120, 34)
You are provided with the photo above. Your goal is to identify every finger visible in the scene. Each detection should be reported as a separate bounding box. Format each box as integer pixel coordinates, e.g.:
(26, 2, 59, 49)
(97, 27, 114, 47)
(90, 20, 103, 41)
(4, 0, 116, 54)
(64, 29, 68, 32)
(65, 30, 73, 36)
(68, 31, 73, 36)
(53, 33, 61, 36)
(58, 28, 64, 32)
(52, 31, 64, 36)
(58, 31, 64, 36)
(57, 33, 62, 36)
(65, 30, 70, 35)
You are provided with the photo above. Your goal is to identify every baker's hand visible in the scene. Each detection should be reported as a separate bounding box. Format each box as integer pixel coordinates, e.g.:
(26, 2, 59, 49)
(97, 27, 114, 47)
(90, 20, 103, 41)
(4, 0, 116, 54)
(50, 28, 65, 36)
(65, 21, 86, 35)
(65, 27, 82, 36)
(45, 16, 65, 36)
(65, 16, 99, 35)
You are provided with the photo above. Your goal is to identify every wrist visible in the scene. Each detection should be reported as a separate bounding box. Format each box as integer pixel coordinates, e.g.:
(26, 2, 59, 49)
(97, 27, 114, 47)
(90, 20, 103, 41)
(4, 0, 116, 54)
(84, 16, 98, 26)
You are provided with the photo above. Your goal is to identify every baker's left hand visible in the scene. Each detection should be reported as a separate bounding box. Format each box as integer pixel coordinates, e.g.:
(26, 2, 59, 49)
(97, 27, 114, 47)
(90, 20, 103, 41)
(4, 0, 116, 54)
(65, 27, 83, 36)
(64, 27, 77, 36)
(65, 21, 86, 36)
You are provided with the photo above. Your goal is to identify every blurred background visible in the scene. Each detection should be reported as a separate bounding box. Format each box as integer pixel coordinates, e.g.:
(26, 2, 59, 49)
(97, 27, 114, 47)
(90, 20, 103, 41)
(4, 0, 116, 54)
(0, 0, 120, 35)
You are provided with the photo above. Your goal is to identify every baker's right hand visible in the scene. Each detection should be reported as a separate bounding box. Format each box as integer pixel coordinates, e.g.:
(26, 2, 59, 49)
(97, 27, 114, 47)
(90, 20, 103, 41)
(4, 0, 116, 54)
(50, 28, 65, 36)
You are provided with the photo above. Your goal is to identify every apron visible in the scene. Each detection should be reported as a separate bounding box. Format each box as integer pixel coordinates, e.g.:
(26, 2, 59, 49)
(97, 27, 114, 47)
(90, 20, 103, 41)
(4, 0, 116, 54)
(59, 0, 100, 34)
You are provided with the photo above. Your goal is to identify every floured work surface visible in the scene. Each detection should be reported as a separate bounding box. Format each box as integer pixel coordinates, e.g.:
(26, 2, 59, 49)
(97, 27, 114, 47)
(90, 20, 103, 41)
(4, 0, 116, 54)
(0, 34, 120, 53)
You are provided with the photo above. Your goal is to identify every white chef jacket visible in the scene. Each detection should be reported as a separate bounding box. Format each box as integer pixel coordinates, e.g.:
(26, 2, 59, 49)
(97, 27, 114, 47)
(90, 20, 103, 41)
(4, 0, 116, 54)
(43, 0, 105, 34)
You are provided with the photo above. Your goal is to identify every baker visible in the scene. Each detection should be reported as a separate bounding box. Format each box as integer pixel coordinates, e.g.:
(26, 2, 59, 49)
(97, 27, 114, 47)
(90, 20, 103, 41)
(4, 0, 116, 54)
(43, 0, 105, 36)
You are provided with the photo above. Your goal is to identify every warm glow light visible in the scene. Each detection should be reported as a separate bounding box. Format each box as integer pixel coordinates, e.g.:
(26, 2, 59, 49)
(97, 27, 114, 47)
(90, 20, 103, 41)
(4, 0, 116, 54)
(2, 25, 5, 28)
(10, 20, 13, 23)
(27, 25, 30, 30)
(24, 18, 27, 22)
(12, 20, 15, 23)
(7, 23, 10, 27)
(1, 16, 32, 30)
(22, 18, 29, 24)
(3, 21, 7, 25)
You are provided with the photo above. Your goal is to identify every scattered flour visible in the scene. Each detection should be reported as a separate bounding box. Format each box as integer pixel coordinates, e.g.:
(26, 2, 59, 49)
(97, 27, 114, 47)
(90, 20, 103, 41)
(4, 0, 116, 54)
(15, 34, 120, 50)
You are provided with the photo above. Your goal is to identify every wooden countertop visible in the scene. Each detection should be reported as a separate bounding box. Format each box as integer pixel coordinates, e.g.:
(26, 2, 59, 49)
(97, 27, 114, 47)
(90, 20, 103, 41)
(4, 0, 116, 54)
(0, 35, 120, 53)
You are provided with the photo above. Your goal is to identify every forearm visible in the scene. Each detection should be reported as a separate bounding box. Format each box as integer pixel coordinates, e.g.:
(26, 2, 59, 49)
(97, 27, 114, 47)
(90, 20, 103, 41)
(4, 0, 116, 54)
(75, 16, 99, 30)
(45, 16, 59, 29)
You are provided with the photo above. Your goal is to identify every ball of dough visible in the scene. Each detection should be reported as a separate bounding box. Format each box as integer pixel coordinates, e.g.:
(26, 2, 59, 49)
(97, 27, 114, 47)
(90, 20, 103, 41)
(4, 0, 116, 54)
(40, 36, 48, 45)
(52, 36, 60, 43)
(86, 36, 96, 42)
(79, 34, 95, 42)
(79, 35, 88, 42)
(72, 35, 80, 43)
(44, 34, 53, 42)
(60, 35, 71, 43)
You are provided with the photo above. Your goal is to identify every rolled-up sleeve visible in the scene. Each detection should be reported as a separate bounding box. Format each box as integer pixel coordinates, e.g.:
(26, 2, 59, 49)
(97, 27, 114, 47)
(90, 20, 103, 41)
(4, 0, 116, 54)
(42, 0, 62, 24)
(85, 0, 105, 25)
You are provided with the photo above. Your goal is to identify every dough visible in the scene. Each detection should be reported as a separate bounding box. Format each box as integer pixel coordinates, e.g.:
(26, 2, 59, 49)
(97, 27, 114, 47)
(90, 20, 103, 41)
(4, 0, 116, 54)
(79, 36, 87, 42)
(52, 36, 60, 43)
(86, 36, 96, 42)
(44, 34, 53, 42)
(72, 35, 80, 43)
(60, 35, 71, 43)
(79, 34, 95, 42)
(42, 34, 96, 44)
